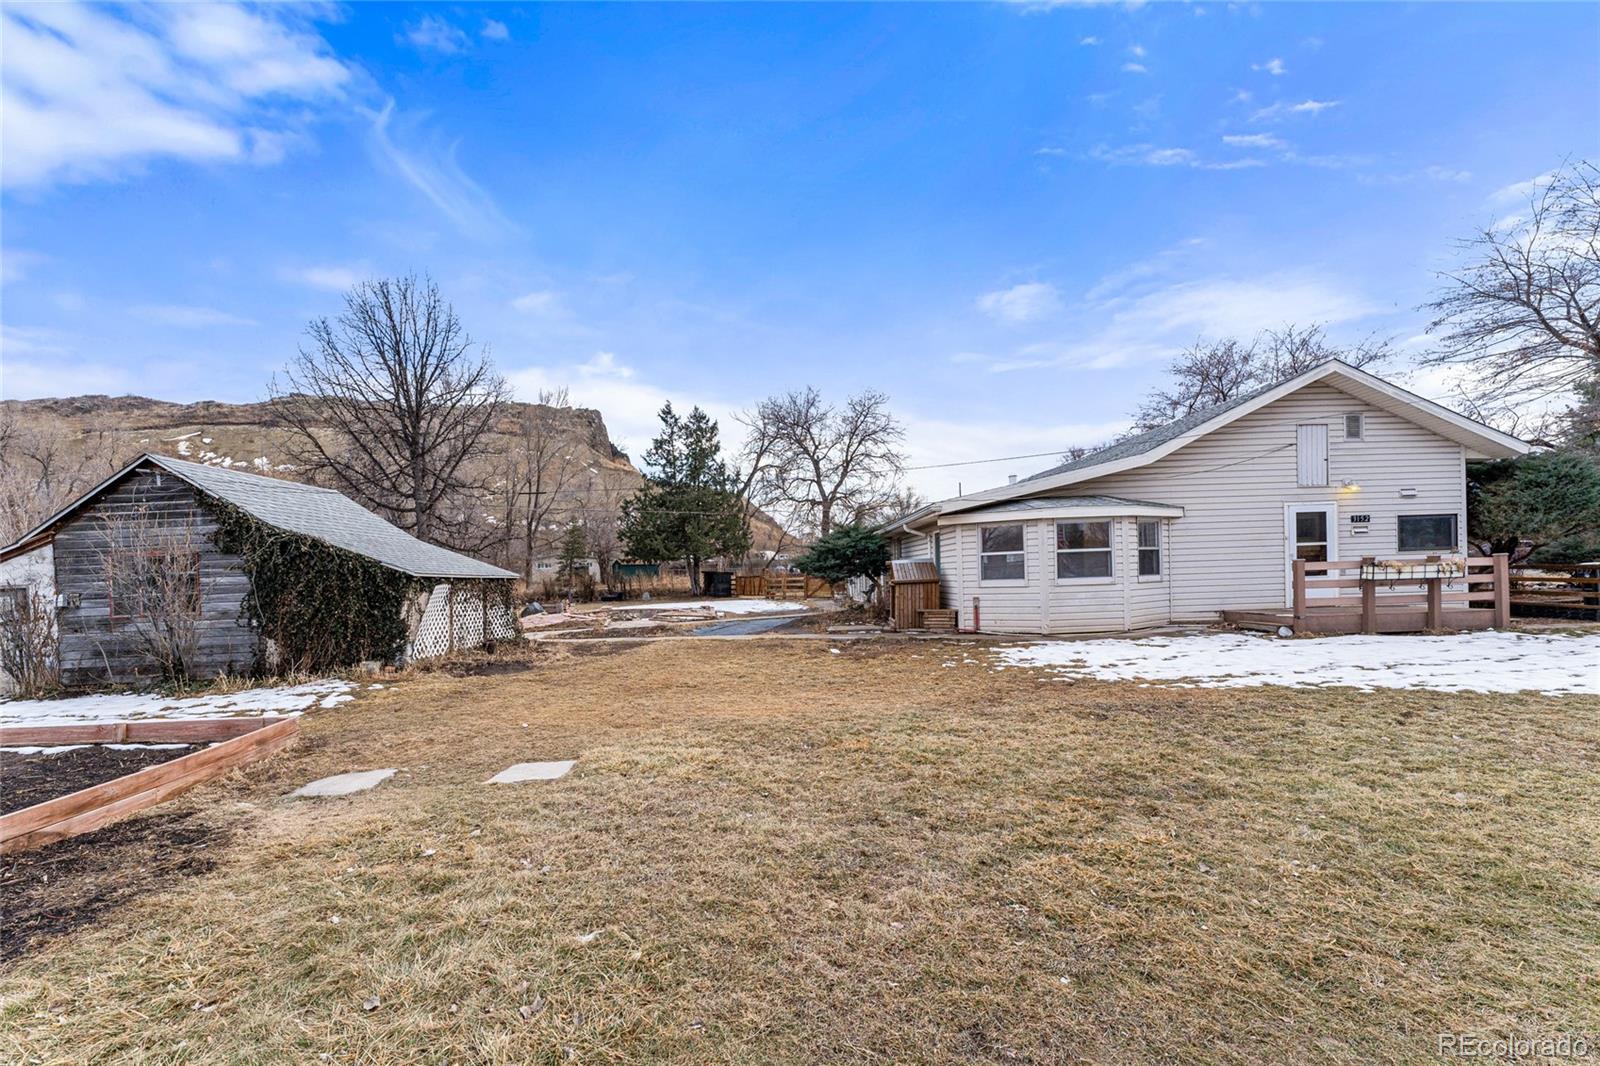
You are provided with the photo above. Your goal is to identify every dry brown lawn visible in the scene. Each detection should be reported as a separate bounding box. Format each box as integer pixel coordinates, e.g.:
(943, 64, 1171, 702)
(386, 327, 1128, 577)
(3, 637, 1597, 1064)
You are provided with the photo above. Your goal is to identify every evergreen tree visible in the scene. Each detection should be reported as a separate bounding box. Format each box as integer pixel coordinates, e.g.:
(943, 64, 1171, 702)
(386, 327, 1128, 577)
(1469, 451, 1600, 561)
(793, 525, 891, 592)
(620, 404, 752, 593)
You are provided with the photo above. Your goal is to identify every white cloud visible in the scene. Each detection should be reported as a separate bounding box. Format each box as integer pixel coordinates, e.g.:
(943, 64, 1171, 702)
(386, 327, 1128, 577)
(282, 264, 368, 292)
(0, 3, 351, 189)
(977, 282, 1063, 324)
(1231, 89, 1254, 104)
(402, 16, 469, 54)
(130, 304, 257, 328)
(1121, 62, 1148, 74)
(976, 263, 1377, 380)
(1252, 57, 1287, 76)
(1488, 170, 1557, 207)
(1128, 43, 1147, 57)
(1034, 146, 1068, 157)
(1089, 143, 1267, 171)
(505, 353, 735, 460)
(2, 248, 46, 284)
(1221, 133, 1285, 149)
(368, 101, 512, 240)
(482, 19, 510, 42)
(1079, 35, 1101, 45)
(511, 290, 563, 315)
(1252, 99, 1340, 122)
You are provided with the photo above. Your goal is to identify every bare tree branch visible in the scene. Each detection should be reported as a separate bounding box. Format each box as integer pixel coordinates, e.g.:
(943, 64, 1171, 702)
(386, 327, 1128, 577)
(1421, 159, 1600, 405)
(269, 275, 509, 550)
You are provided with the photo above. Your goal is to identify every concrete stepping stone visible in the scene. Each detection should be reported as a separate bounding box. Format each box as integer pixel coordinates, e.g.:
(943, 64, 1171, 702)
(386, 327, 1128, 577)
(487, 760, 575, 784)
(292, 768, 397, 798)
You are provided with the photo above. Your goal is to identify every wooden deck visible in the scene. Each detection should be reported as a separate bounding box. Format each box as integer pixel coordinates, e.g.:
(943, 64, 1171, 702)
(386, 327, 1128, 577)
(1222, 554, 1510, 635)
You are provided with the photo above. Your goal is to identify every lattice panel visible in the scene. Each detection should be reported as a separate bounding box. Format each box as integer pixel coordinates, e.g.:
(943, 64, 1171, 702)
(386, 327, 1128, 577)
(405, 583, 519, 661)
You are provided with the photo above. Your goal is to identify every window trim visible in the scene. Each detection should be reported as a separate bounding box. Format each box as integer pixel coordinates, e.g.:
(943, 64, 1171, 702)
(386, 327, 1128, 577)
(1054, 519, 1115, 583)
(978, 523, 1027, 584)
(1344, 412, 1365, 441)
(1136, 520, 1163, 581)
(1397, 513, 1459, 553)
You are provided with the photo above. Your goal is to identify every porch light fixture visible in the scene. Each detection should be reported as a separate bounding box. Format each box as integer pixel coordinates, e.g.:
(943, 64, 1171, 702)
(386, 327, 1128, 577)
(1340, 478, 1360, 489)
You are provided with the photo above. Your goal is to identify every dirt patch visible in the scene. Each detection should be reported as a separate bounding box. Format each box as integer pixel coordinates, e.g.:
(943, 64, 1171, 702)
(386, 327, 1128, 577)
(0, 745, 201, 816)
(0, 808, 230, 962)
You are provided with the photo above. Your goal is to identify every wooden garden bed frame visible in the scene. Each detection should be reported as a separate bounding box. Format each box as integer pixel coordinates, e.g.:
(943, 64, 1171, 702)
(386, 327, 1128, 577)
(0, 716, 298, 855)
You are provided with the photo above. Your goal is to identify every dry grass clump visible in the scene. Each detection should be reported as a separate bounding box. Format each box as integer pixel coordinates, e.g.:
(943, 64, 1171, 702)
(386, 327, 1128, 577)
(2, 637, 1596, 1063)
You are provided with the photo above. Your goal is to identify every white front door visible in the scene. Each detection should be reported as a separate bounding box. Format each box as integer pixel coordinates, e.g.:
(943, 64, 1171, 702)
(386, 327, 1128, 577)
(1285, 502, 1339, 606)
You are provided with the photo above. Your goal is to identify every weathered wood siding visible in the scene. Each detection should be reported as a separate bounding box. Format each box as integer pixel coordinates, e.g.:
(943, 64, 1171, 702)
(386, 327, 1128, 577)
(1069, 380, 1468, 620)
(53, 465, 257, 686)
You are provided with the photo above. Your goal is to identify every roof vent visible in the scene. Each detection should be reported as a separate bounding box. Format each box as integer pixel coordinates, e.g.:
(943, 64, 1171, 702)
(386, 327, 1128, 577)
(1008, 474, 1018, 485)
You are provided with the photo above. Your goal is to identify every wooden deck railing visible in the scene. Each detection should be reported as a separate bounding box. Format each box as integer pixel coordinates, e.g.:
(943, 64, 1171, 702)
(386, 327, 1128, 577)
(1292, 554, 1509, 634)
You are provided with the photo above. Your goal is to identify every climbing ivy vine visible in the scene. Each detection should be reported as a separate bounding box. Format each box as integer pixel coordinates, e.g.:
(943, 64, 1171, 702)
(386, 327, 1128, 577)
(208, 500, 426, 673)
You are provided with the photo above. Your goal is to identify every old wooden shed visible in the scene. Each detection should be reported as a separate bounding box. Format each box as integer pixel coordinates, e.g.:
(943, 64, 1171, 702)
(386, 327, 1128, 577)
(0, 455, 517, 688)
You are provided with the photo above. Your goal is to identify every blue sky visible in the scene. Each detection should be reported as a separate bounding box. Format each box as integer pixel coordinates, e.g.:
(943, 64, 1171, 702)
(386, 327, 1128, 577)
(2, 2, 1595, 497)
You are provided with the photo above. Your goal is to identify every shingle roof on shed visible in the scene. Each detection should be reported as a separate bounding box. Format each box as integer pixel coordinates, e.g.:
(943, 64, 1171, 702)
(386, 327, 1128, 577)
(145, 456, 515, 580)
(2, 454, 515, 580)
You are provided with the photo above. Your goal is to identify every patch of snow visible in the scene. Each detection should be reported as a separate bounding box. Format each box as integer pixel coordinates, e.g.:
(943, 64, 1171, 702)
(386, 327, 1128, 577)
(0, 680, 356, 726)
(616, 599, 809, 616)
(992, 631, 1600, 695)
(1, 744, 88, 754)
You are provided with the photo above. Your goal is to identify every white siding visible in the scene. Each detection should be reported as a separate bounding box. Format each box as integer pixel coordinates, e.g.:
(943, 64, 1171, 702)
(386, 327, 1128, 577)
(1072, 380, 1467, 620)
(898, 531, 934, 560)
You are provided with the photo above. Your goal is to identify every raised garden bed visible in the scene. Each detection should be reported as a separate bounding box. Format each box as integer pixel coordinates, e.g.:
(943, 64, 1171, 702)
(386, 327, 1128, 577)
(0, 717, 299, 855)
(1, 745, 201, 816)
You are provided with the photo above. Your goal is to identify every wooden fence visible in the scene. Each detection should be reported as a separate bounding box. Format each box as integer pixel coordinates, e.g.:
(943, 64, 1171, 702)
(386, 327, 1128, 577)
(1506, 562, 1600, 620)
(0, 716, 299, 854)
(735, 573, 834, 599)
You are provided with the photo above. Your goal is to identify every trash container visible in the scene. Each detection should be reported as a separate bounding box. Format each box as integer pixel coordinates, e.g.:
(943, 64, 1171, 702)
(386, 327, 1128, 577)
(701, 570, 735, 598)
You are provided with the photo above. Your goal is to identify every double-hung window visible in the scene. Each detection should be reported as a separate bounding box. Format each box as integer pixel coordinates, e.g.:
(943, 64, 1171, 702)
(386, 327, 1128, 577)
(1056, 520, 1112, 579)
(979, 524, 1025, 581)
(1137, 520, 1162, 577)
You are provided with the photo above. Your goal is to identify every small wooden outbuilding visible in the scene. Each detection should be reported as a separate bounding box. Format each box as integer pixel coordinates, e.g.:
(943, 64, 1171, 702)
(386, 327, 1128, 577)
(887, 559, 942, 630)
(0, 454, 518, 687)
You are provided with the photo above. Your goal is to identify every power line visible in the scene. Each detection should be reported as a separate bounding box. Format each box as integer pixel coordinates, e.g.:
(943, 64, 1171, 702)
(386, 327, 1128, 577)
(902, 448, 1073, 472)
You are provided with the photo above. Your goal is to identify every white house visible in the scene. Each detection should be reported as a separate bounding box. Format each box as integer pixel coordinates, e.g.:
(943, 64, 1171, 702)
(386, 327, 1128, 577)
(881, 360, 1529, 634)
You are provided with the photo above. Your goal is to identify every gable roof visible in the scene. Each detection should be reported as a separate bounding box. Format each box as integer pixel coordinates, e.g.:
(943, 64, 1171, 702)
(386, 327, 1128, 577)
(947, 359, 1529, 513)
(4, 454, 515, 580)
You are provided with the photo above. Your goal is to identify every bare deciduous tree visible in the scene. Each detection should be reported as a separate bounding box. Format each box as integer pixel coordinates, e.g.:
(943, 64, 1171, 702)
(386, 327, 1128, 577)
(739, 388, 907, 537)
(1422, 160, 1599, 405)
(271, 275, 510, 548)
(0, 410, 124, 543)
(498, 389, 584, 582)
(1132, 324, 1393, 433)
(0, 588, 59, 697)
